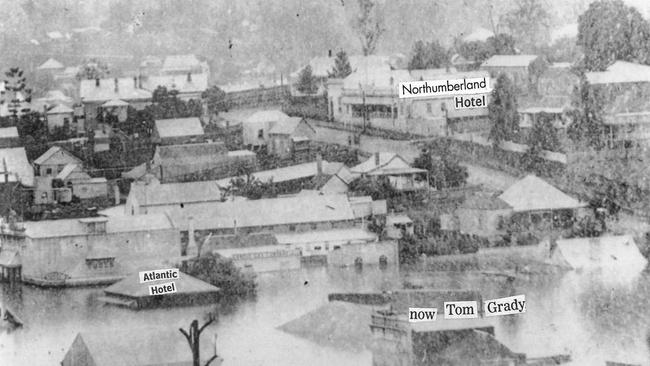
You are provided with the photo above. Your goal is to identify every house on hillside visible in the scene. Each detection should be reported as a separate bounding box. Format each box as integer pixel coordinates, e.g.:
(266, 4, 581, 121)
(241, 110, 289, 148)
(0, 147, 34, 187)
(37, 58, 65, 74)
(351, 152, 427, 191)
(480, 54, 541, 92)
(79, 77, 152, 128)
(125, 176, 224, 215)
(151, 142, 256, 183)
(0, 214, 180, 286)
(267, 117, 316, 159)
(0, 127, 20, 148)
(498, 175, 588, 232)
(56, 164, 108, 200)
(46, 104, 75, 133)
(62, 329, 221, 366)
(34, 146, 83, 177)
(585, 61, 650, 147)
(142, 72, 208, 101)
(153, 117, 205, 145)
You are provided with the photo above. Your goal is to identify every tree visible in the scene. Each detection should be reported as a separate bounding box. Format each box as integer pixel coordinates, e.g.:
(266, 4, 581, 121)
(179, 315, 220, 366)
(500, 0, 551, 52)
(76, 59, 110, 80)
(202, 85, 228, 116)
(348, 176, 396, 200)
(328, 50, 353, 78)
(296, 65, 318, 95)
(488, 73, 519, 146)
(352, 0, 385, 56)
(182, 253, 257, 298)
(408, 40, 449, 70)
(527, 56, 549, 95)
(413, 146, 468, 189)
(568, 76, 607, 148)
(147, 86, 203, 119)
(398, 233, 419, 264)
(4, 67, 31, 120)
(577, 0, 650, 71)
(456, 34, 516, 65)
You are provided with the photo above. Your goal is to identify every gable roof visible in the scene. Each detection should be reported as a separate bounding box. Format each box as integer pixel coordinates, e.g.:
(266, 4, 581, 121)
(268, 117, 314, 135)
(244, 110, 289, 124)
(498, 175, 586, 212)
(130, 178, 223, 207)
(155, 117, 205, 139)
(47, 104, 74, 114)
(22, 214, 175, 239)
(68, 328, 209, 366)
(56, 163, 83, 180)
(171, 193, 356, 231)
(80, 78, 152, 102)
(585, 61, 650, 84)
(34, 146, 82, 165)
(0, 147, 34, 186)
(481, 55, 539, 68)
(144, 73, 208, 94)
(102, 99, 129, 107)
(350, 152, 423, 176)
(37, 58, 64, 70)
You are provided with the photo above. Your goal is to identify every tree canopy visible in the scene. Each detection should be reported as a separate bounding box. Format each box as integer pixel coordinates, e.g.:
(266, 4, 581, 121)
(328, 50, 353, 78)
(488, 73, 519, 145)
(296, 65, 318, 94)
(577, 0, 650, 71)
(456, 34, 516, 66)
(352, 0, 385, 56)
(500, 0, 551, 52)
(408, 40, 449, 70)
(568, 76, 607, 149)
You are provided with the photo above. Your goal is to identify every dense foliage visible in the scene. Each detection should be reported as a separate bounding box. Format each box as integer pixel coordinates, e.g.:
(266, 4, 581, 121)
(328, 50, 353, 79)
(488, 73, 519, 146)
(182, 253, 257, 299)
(412, 147, 468, 189)
(408, 40, 449, 70)
(296, 65, 318, 95)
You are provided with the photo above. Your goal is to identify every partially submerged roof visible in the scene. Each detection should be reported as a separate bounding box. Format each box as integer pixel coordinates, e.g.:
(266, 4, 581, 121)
(481, 55, 539, 68)
(550, 235, 647, 271)
(21, 214, 175, 238)
(104, 271, 219, 298)
(0, 147, 34, 186)
(37, 58, 64, 70)
(154, 117, 205, 139)
(275, 228, 377, 245)
(498, 175, 586, 212)
(585, 61, 650, 84)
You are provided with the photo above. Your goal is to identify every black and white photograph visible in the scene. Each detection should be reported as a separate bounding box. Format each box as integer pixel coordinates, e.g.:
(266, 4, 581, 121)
(1, 0, 650, 365)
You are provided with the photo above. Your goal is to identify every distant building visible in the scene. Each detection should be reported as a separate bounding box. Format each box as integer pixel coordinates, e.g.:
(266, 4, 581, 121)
(161, 54, 209, 76)
(142, 72, 208, 101)
(62, 328, 221, 366)
(56, 163, 108, 200)
(0, 127, 20, 148)
(267, 117, 316, 159)
(33, 146, 83, 177)
(351, 152, 428, 191)
(79, 77, 152, 128)
(37, 58, 65, 73)
(480, 54, 541, 92)
(151, 142, 256, 183)
(585, 61, 650, 147)
(125, 176, 223, 215)
(207, 233, 302, 272)
(241, 110, 289, 148)
(153, 117, 205, 145)
(0, 214, 180, 286)
(0, 147, 34, 187)
(45, 104, 75, 133)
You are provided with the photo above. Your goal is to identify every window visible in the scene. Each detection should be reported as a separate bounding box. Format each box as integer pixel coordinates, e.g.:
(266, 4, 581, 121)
(310, 223, 318, 230)
(258, 129, 264, 139)
(46, 168, 52, 175)
(314, 246, 322, 251)
(289, 224, 296, 232)
(426, 103, 432, 114)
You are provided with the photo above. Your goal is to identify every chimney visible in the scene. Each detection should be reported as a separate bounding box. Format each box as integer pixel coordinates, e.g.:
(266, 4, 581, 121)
(316, 154, 323, 176)
(133, 76, 137, 88)
(187, 72, 192, 82)
(374, 152, 380, 166)
(95, 78, 100, 87)
(328, 49, 332, 57)
(138, 75, 143, 89)
(113, 78, 119, 93)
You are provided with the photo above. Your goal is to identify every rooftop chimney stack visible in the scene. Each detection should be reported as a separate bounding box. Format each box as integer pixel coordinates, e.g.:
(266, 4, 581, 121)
(187, 72, 192, 82)
(375, 152, 380, 166)
(113, 78, 119, 93)
(95, 78, 100, 87)
(328, 49, 332, 57)
(133, 76, 137, 88)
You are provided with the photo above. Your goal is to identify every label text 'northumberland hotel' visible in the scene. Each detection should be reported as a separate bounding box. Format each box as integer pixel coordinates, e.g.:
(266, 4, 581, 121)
(398, 77, 490, 98)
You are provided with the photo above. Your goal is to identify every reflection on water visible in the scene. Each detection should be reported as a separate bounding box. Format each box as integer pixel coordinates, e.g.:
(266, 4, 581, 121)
(1, 264, 649, 365)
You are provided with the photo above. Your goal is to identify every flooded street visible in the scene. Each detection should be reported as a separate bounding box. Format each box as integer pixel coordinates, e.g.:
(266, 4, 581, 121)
(1, 264, 650, 365)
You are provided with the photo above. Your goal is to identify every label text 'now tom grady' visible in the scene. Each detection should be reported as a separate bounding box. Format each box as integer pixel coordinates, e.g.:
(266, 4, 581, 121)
(139, 268, 179, 283)
(399, 77, 490, 99)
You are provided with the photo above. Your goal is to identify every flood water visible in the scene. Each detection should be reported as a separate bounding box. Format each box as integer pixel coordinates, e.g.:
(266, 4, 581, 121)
(1, 263, 650, 365)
